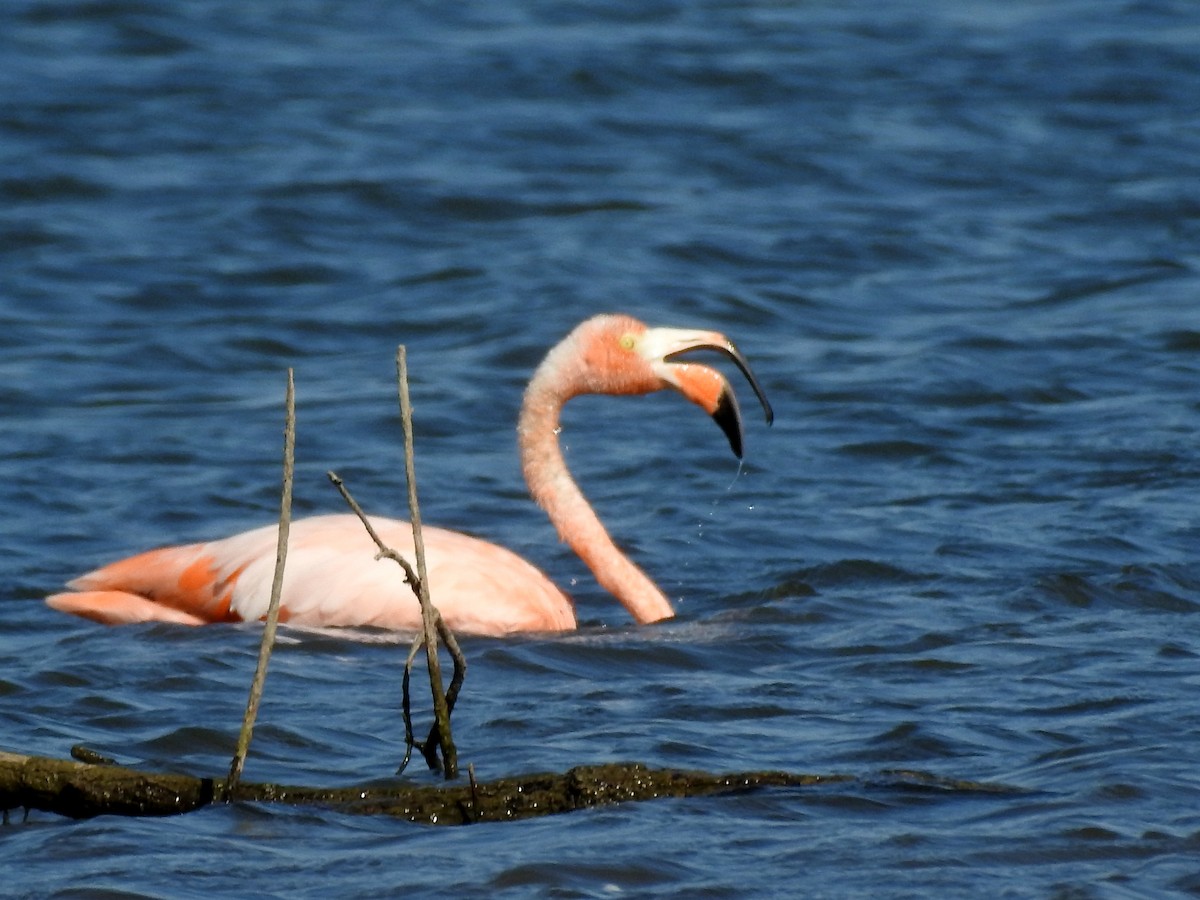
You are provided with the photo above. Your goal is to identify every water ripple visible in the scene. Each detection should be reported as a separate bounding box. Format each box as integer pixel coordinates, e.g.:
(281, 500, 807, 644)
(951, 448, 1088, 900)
(3, 0, 1200, 896)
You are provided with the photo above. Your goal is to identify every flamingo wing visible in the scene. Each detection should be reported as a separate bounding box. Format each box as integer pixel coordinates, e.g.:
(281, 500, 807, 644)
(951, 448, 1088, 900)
(47, 514, 576, 635)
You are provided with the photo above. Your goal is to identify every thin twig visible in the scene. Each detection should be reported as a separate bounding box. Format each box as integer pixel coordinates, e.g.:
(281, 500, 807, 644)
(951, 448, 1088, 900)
(438, 616, 467, 715)
(399, 623, 465, 775)
(227, 368, 296, 799)
(420, 614, 467, 756)
(327, 471, 420, 590)
(468, 763, 479, 820)
(396, 345, 457, 779)
(328, 469, 443, 775)
(396, 632, 423, 775)
(326, 353, 464, 778)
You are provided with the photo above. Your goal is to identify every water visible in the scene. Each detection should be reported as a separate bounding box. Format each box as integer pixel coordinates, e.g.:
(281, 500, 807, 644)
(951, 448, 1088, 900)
(3, 0, 1200, 895)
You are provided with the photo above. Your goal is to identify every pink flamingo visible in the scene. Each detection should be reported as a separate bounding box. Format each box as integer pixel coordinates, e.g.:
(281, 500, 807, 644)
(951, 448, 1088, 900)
(46, 314, 773, 635)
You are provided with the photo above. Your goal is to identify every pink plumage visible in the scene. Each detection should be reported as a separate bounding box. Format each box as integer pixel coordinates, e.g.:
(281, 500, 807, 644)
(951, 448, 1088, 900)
(47, 315, 772, 636)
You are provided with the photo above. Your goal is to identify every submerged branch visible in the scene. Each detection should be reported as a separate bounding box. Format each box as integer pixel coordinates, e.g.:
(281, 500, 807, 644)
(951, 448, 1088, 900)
(398, 617, 468, 775)
(0, 748, 1022, 826)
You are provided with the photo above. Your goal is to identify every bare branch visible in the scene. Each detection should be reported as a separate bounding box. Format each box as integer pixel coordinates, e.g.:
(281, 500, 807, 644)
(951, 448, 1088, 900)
(327, 471, 421, 590)
(420, 613, 467, 756)
(396, 632, 423, 775)
(227, 368, 295, 798)
(328, 468, 451, 775)
(396, 345, 458, 779)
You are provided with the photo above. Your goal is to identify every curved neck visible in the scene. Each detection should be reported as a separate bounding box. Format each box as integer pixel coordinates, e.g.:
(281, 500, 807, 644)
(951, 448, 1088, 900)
(517, 349, 675, 625)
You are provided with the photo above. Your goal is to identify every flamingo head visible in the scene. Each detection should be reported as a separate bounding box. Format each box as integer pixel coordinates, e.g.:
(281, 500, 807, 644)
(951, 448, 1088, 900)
(571, 314, 774, 458)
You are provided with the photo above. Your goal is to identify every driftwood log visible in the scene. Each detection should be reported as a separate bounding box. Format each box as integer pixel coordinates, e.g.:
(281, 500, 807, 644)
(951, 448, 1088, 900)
(0, 748, 1018, 825)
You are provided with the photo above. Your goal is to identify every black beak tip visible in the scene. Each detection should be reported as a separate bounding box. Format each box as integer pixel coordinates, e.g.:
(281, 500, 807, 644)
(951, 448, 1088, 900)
(713, 390, 745, 459)
(664, 337, 770, 456)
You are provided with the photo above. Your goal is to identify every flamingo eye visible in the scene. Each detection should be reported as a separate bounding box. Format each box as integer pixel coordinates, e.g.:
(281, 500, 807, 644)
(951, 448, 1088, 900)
(619, 333, 636, 351)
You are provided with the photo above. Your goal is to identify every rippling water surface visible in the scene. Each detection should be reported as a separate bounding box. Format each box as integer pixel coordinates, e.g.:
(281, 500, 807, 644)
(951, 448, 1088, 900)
(3, 1, 1200, 896)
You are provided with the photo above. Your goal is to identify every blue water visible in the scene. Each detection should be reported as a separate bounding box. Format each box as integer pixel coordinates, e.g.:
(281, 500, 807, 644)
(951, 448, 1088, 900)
(4, 0, 1200, 895)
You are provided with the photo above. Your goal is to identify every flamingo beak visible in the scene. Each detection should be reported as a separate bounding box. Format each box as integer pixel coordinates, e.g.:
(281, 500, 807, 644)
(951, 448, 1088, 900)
(642, 328, 774, 459)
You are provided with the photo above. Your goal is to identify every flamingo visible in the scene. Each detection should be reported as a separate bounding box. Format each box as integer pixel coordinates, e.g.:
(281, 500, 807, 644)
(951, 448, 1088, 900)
(46, 314, 773, 636)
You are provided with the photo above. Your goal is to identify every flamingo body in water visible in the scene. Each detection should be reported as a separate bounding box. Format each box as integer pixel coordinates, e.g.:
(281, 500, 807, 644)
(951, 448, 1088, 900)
(46, 314, 773, 636)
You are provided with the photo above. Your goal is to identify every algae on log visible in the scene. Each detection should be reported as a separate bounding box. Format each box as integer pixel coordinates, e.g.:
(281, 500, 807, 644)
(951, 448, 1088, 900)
(335, 765, 853, 824)
(0, 749, 855, 824)
(0, 750, 215, 820)
(0, 749, 1019, 825)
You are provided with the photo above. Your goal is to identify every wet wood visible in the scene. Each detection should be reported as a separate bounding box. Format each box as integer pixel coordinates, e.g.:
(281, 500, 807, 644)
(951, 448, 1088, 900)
(0, 749, 1019, 825)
